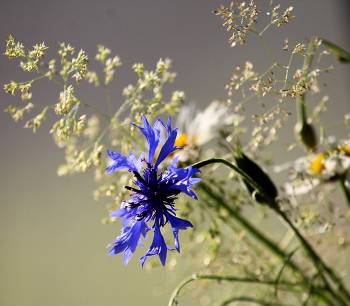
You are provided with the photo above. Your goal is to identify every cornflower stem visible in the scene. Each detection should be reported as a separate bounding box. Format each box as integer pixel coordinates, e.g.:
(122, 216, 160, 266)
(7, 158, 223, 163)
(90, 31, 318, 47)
(193, 158, 350, 305)
(338, 177, 350, 208)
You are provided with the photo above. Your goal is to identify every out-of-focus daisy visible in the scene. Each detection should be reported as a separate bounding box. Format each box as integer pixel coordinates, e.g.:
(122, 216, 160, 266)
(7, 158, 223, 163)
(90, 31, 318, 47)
(174, 101, 244, 157)
(274, 138, 350, 197)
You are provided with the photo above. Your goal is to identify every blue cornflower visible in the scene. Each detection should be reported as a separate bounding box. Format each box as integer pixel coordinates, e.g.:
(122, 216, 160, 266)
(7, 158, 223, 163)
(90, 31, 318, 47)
(106, 115, 201, 267)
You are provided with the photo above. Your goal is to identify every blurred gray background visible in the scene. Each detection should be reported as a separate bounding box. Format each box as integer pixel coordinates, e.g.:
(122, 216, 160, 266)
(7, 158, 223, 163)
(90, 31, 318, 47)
(1, 1, 349, 305)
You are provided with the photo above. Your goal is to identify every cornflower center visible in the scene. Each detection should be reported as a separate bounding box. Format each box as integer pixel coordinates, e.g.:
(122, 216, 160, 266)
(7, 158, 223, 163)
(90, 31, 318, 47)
(124, 161, 179, 226)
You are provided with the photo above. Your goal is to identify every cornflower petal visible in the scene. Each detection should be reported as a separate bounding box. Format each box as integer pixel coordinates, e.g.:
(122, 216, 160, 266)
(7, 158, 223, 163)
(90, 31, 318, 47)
(166, 212, 193, 252)
(155, 128, 180, 169)
(169, 155, 179, 169)
(110, 207, 135, 227)
(138, 222, 172, 267)
(162, 117, 173, 136)
(167, 165, 202, 199)
(167, 164, 201, 181)
(105, 151, 143, 174)
(132, 115, 162, 163)
(107, 221, 149, 265)
(109, 208, 128, 218)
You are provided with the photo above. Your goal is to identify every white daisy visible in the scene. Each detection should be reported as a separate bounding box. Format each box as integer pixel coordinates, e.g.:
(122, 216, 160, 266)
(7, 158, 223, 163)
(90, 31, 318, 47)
(175, 100, 244, 148)
(274, 138, 350, 197)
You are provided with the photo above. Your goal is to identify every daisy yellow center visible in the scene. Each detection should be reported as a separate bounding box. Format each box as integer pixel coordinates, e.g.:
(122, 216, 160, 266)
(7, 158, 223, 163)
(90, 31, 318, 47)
(310, 153, 326, 174)
(175, 133, 198, 148)
(175, 134, 188, 148)
(341, 145, 350, 156)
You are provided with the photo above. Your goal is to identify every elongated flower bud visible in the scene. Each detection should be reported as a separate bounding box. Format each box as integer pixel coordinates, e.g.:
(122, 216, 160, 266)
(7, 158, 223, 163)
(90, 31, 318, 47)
(234, 146, 278, 205)
(294, 121, 318, 152)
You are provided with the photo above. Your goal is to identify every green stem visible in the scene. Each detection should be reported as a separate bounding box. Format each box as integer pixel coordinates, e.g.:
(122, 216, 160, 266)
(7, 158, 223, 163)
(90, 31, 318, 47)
(297, 94, 307, 124)
(194, 159, 265, 197)
(199, 183, 303, 275)
(297, 36, 318, 125)
(273, 247, 299, 300)
(104, 85, 113, 117)
(258, 35, 285, 78)
(37, 67, 112, 122)
(74, 95, 111, 122)
(219, 296, 293, 306)
(168, 274, 331, 306)
(276, 208, 350, 305)
(168, 274, 300, 306)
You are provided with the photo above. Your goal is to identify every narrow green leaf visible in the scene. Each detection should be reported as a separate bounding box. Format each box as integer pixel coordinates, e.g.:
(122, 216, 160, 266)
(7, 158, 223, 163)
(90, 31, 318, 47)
(321, 38, 350, 63)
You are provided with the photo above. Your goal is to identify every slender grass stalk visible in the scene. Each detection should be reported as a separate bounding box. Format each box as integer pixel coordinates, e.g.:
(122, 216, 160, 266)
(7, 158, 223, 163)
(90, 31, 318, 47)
(37, 67, 112, 122)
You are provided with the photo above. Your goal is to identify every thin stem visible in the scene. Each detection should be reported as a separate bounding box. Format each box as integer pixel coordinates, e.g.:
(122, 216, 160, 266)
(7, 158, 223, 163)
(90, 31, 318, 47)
(194, 275, 305, 287)
(74, 95, 111, 121)
(282, 52, 295, 91)
(37, 67, 112, 122)
(104, 84, 113, 116)
(297, 37, 318, 125)
(273, 247, 299, 300)
(16, 75, 47, 84)
(168, 274, 330, 306)
(199, 183, 303, 275)
(168, 275, 195, 306)
(258, 34, 285, 78)
(193, 158, 278, 209)
(194, 159, 264, 197)
(338, 177, 350, 208)
(297, 94, 307, 124)
(218, 296, 291, 306)
(276, 208, 350, 305)
(168, 274, 300, 306)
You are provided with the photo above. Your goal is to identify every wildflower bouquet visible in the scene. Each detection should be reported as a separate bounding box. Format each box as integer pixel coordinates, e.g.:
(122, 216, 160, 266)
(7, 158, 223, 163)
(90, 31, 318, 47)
(3, 1, 350, 305)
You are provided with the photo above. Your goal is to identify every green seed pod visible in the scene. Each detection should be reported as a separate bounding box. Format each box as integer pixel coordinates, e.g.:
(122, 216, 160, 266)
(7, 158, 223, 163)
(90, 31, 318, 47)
(294, 121, 318, 152)
(234, 146, 278, 205)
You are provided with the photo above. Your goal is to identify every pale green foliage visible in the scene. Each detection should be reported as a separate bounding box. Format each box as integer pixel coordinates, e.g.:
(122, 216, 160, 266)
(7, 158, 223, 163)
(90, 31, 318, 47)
(4, 34, 48, 72)
(24, 107, 48, 132)
(3, 36, 183, 177)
